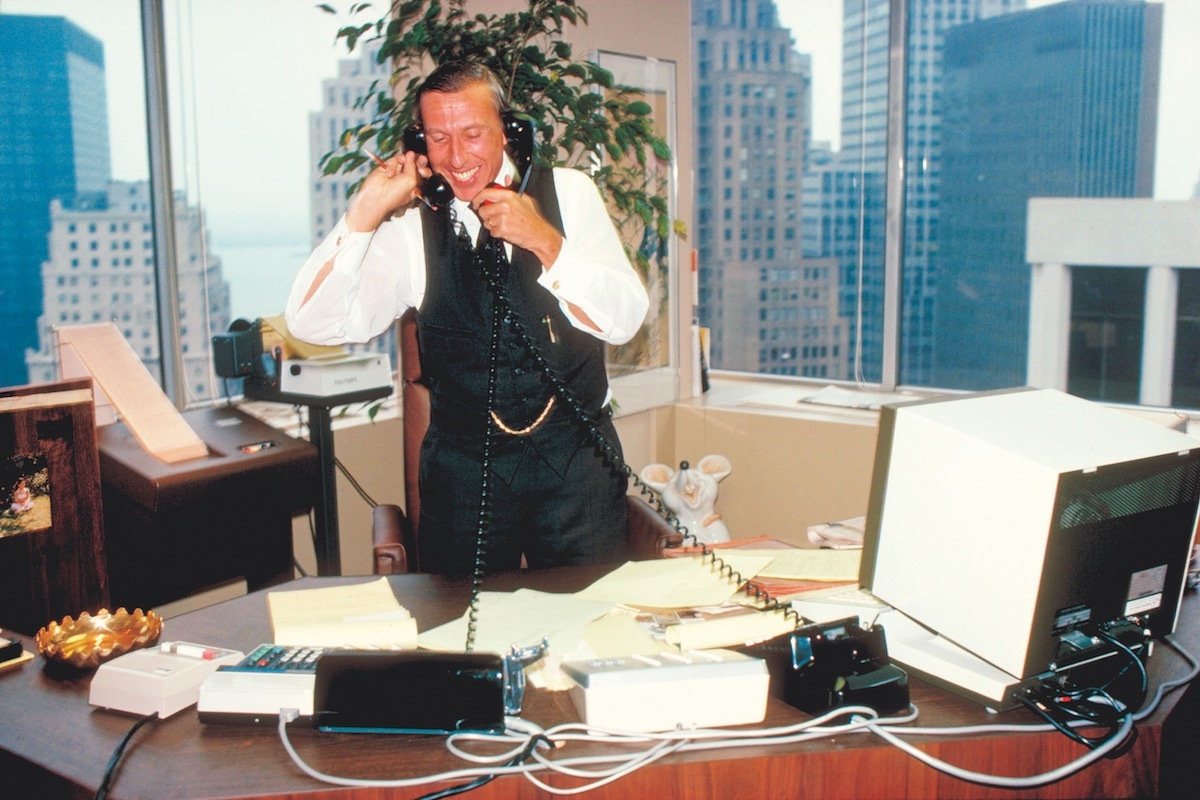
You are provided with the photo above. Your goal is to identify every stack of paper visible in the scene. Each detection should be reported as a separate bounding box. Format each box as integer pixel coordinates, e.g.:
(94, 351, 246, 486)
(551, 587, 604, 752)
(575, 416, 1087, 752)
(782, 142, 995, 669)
(266, 578, 418, 648)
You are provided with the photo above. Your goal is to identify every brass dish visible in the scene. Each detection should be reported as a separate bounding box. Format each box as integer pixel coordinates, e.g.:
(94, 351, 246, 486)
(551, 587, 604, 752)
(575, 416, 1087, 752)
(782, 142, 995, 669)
(35, 608, 163, 670)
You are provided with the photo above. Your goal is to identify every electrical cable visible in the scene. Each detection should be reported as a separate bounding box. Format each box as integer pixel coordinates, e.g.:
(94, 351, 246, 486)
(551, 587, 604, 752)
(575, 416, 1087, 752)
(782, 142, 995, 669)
(1093, 625, 1149, 710)
(95, 711, 158, 800)
(276, 636, 1200, 794)
(334, 455, 377, 507)
(1135, 632, 1200, 721)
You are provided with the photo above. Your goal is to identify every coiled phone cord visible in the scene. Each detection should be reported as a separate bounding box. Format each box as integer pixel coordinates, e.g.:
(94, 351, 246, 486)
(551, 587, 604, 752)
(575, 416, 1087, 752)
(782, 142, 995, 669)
(464, 263, 503, 652)
(472, 236, 802, 638)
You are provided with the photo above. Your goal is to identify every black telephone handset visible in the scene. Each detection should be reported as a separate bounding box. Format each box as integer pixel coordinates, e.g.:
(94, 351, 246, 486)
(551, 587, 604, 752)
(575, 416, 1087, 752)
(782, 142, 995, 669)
(402, 112, 536, 210)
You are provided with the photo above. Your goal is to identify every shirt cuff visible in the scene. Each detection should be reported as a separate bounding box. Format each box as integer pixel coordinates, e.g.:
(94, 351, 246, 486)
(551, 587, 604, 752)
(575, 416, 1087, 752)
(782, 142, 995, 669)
(325, 219, 375, 277)
(535, 235, 588, 297)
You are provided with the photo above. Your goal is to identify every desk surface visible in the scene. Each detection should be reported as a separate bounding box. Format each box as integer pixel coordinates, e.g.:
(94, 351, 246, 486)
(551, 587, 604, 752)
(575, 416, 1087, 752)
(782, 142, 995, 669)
(1, 565, 1197, 800)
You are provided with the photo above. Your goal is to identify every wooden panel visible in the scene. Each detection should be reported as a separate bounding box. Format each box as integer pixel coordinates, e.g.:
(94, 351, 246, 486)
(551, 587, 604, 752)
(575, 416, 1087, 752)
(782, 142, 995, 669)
(0, 378, 109, 634)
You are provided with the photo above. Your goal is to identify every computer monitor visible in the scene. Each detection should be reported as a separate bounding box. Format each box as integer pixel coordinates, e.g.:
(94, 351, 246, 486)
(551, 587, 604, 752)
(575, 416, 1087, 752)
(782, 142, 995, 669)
(860, 388, 1200, 709)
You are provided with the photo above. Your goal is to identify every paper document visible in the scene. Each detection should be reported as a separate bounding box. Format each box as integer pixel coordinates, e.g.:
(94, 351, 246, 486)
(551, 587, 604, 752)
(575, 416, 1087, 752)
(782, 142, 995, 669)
(418, 589, 615, 656)
(56, 323, 208, 462)
(576, 554, 772, 609)
(735, 548, 861, 581)
(663, 609, 797, 650)
(807, 516, 867, 549)
(267, 578, 417, 648)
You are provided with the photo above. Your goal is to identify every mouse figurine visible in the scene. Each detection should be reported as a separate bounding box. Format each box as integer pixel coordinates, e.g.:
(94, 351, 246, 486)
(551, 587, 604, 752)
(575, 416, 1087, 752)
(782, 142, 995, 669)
(640, 455, 733, 545)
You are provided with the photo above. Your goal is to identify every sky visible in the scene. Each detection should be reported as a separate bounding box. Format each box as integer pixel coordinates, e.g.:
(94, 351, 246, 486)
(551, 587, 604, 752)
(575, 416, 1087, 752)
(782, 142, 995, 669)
(4, 0, 349, 244)
(5, 0, 1198, 246)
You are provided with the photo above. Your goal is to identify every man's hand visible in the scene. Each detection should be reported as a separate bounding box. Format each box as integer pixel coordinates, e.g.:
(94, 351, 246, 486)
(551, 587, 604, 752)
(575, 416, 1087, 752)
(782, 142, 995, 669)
(472, 182, 564, 267)
(345, 151, 432, 232)
(473, 181, 603, 332)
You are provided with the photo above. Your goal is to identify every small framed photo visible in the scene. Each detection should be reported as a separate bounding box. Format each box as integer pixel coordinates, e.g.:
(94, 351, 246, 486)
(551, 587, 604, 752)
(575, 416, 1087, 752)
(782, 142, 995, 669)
(0, 379, 108, 634)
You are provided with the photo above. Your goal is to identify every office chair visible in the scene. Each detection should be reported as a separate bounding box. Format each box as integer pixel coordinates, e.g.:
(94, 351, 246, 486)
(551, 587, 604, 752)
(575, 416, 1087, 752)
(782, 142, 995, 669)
(372, 309, 681, 575)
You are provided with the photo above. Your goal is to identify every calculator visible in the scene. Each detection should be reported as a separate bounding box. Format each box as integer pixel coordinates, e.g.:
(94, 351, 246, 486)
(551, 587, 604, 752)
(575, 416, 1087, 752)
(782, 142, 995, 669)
(197, 644, 327, 725)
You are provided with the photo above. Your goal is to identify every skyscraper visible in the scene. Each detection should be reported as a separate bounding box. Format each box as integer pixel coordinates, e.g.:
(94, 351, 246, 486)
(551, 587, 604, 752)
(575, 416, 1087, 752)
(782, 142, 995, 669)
(933, 0, 1162, 391)
(0, 14, 111, 387)
(25, 181, 233, 404)
(306, 45, 397, 363)
(830, 0, 1024, 384)
(692, 0, 845, 378)
(308, 47, 391, 247)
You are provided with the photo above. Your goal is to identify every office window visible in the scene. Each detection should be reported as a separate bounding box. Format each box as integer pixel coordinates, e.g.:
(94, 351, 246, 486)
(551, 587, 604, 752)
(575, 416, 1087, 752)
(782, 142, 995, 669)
(695, 0, 1199, 407)
(2, 0, 369, 404)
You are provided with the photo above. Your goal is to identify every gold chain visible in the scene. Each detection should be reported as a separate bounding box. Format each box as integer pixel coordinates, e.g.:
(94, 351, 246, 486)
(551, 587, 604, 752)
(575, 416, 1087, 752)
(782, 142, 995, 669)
(490, 396, 556, 436)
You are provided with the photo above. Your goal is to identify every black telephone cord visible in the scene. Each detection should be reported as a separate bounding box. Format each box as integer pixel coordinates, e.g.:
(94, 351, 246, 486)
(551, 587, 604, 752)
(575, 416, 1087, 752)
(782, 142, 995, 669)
(474, 236, 801, 634)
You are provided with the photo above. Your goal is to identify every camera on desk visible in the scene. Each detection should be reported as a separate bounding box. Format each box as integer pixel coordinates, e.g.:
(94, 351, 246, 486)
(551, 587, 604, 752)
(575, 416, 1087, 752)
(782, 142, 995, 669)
(212, 318, 277, 384)
(741, 616, 910, 716)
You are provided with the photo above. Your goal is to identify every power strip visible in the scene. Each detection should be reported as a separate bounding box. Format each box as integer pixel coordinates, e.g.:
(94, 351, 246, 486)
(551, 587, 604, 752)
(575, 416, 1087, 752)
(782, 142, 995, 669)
(562, 649, 770, 732)
(89, 642, 244, 718)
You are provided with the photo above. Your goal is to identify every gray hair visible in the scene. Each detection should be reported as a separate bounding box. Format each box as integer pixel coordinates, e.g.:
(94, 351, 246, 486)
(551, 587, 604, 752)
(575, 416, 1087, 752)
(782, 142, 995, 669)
(414, 61, 508, 125)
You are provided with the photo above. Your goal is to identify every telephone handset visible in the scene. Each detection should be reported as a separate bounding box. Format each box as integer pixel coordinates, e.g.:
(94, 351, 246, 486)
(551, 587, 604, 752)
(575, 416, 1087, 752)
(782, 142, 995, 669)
(402, 111, 536, 211)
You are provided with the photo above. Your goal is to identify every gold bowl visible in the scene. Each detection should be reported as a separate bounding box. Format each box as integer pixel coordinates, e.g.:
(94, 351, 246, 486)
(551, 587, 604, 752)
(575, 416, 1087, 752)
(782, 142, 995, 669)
(35, 608, 163, 670)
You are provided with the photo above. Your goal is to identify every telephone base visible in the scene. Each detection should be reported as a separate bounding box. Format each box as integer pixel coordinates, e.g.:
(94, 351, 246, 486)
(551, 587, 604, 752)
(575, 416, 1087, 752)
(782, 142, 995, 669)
(562, 649, 769, 733)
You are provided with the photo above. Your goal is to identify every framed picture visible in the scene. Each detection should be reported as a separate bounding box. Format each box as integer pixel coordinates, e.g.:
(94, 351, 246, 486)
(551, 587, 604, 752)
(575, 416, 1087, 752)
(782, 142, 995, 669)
(0, 378, 109, 635)
(593, 50, 680, 381)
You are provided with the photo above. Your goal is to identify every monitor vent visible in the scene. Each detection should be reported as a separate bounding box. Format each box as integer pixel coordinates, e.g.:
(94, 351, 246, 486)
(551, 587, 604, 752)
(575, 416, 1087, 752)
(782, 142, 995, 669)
(1056, 459, 1200, 528)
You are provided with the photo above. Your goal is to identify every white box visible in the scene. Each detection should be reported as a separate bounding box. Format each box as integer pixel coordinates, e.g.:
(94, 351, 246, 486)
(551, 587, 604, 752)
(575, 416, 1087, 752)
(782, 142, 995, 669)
(279, 352, 392, 397)
(562, 649, 769, 732)
(89, 643, 244, 718)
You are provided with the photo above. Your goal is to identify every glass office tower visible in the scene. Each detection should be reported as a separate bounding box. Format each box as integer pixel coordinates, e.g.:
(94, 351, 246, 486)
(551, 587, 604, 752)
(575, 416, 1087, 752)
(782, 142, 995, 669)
(933, 1, 1162, 393)
(692, 0, 847, 378)
(0, 15, 112, 388)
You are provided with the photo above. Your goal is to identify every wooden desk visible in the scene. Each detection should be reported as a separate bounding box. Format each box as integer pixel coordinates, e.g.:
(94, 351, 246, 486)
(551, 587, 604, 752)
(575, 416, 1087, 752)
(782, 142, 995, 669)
(1, 566, 1197, 799)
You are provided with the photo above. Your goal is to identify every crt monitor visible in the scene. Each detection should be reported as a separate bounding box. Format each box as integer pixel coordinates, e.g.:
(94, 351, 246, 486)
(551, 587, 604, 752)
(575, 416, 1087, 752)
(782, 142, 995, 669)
(860, 388, 1200, 708)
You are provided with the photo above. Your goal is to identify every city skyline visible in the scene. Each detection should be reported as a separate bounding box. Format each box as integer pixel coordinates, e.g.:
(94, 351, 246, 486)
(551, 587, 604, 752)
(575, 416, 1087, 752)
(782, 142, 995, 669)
(4, 0, 1196, 254)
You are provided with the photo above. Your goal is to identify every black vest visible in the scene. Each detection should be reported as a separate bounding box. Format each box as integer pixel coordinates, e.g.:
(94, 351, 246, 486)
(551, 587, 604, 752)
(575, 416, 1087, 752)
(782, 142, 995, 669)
(416, 166, 609, 436)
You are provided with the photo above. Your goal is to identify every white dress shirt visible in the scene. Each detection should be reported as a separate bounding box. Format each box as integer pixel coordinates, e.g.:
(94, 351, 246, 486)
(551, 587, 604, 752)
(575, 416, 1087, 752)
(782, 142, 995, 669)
(285, 159, 649, 347)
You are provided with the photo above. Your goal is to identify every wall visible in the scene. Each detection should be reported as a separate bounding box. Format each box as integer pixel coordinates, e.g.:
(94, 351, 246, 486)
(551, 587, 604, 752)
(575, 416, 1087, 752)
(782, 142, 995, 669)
(669, 403, 880, 545)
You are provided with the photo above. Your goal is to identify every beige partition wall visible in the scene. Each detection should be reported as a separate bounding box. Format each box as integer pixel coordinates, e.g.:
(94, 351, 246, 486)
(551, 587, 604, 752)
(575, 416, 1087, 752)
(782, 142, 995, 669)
(669, 405, 880, 545)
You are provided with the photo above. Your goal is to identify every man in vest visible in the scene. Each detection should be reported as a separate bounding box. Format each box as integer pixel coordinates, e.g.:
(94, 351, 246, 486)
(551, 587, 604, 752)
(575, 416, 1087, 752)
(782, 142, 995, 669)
(286, 61, 649, 576)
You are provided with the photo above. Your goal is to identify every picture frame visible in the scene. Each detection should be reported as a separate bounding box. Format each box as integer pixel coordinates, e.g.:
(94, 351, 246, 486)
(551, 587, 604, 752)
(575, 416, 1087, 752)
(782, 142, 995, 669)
(0, 378, 109, 635)
(593, 50, 680, 381)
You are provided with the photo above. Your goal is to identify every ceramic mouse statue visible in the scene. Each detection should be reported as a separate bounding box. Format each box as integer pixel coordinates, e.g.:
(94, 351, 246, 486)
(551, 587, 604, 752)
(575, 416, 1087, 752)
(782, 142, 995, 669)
(640, 455, 732, 545)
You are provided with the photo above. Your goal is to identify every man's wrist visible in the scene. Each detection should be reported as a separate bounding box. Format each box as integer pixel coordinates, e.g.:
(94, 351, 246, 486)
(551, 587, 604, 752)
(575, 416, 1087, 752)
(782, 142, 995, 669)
(534, 230, 565, 269)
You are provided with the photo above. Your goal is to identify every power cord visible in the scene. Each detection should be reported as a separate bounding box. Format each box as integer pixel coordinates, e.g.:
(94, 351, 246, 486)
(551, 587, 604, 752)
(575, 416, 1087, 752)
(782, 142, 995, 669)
(95, 711, 158, 800)
(335, 455, 377, 507)
(275, 635, 1200, 794)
